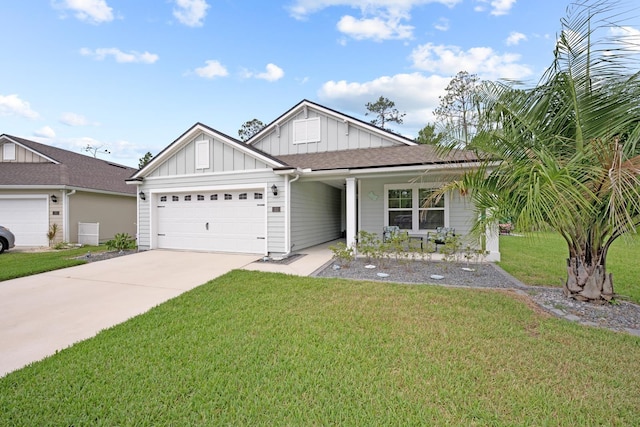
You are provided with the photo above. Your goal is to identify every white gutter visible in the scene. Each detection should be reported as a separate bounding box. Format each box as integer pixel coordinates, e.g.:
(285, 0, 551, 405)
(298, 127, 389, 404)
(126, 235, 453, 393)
(284, 170, 302, 256)
(64, 190, 76, 243)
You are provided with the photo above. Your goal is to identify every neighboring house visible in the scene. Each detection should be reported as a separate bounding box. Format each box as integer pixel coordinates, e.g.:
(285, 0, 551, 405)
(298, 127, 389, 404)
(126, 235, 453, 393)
(0, 135, 137, 247)
(128, 100, 500, 260)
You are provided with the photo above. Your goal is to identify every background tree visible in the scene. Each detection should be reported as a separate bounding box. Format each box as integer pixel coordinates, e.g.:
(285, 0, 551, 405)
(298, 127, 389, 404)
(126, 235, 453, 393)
(415, 123, 443, 145)
(437, 0, 640, 302)
(434, 71, 480, 147)
(365, 96, 405, 130)
(238, 119, 266, 142)
(138, 152, 153, 169)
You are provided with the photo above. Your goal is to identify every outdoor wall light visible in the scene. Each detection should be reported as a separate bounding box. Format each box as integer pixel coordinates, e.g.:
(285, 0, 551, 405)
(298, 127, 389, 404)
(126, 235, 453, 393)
(139, 191, 146, 200)
(271, 184, 278, 196)
(50, 194, 58, 203)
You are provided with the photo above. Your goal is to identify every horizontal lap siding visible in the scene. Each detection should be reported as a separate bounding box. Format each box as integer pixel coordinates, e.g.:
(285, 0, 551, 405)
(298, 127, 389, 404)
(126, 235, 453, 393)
(290, 182, 342, 251)
(138, 171, 285, 253)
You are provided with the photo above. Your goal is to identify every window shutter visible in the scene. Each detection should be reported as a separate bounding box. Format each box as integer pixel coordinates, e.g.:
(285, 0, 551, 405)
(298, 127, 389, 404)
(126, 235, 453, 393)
(293, 117, 320, 144)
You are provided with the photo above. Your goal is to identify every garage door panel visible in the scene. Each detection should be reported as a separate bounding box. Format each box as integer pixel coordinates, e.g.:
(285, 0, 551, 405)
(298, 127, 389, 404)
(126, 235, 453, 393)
(0, 198, 48, 246)
(156, 190, 265, 253)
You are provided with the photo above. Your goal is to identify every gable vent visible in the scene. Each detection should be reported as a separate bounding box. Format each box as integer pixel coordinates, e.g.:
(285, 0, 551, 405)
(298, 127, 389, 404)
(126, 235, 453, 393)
(293, 117, 320, 144)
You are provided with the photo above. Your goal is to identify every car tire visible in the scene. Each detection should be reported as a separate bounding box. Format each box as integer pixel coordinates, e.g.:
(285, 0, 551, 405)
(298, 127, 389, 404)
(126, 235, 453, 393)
(0, 238, 6, 254)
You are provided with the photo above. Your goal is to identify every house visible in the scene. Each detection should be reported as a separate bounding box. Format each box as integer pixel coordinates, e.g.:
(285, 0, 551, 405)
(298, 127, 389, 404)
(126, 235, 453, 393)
(128, 100, 500, 261)
(0, 135, 137, 247)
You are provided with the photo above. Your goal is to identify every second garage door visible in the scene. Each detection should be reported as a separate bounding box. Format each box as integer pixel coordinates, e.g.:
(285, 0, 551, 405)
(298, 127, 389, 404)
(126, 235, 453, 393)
(156, 189, 266, 253)
(0, 197, 49, 247)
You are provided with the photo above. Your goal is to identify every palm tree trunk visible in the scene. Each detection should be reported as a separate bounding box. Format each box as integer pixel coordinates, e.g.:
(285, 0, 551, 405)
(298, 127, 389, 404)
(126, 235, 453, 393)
(564, 257, 614, 302)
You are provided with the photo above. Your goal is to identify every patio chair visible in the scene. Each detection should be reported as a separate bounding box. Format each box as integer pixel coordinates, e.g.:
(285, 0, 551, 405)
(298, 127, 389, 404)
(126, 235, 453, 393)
(382, 226, 401, 242)
(426, 227, 455, 251)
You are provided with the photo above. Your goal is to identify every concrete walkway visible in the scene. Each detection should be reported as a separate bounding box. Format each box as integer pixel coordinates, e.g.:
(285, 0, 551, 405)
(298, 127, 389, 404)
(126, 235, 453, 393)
(0, 245, 334, 377)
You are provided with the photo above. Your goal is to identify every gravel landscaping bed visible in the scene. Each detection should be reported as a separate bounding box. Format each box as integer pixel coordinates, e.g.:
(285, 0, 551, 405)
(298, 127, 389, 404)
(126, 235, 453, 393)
(316, 258, 640, 336)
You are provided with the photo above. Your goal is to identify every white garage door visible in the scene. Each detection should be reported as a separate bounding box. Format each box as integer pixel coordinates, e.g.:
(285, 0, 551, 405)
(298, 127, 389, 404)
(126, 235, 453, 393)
(0, 197, 49, 246)
(155, 190, 266, 253)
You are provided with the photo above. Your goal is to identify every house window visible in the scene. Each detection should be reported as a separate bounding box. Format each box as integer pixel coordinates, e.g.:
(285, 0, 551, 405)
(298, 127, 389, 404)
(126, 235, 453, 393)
(385, 185, 446, 231)
(197, 195, 205, 201)
(210, 194, 218, 201)
(184, 195, 191, 201)
(387, 189, 413, 230)
(293, 117, 320, 144)
(224, 194, 232, 200)
(254, 192, 263, 200)
(195, 139, 210, 169)
(172, 196, 179, 201)
(239, 193, 247, 200)
(3, 143, 16, 161)
(160, 196, 167, 202)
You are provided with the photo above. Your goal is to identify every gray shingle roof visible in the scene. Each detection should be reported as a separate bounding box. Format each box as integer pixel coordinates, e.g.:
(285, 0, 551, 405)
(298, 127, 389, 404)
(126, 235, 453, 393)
(0, 135, 137, 195)
(275, 145, 479, 170)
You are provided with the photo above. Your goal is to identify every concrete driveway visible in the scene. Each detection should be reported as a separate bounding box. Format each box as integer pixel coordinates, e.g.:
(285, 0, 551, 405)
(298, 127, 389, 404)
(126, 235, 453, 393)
(0, 250, 258, 377)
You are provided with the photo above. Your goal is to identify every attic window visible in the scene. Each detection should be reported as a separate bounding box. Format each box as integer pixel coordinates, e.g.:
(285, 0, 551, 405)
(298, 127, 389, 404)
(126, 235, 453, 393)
(293, 117, 320, 144)
(3, 143, 16, 161)
(195, 139, 210, 169)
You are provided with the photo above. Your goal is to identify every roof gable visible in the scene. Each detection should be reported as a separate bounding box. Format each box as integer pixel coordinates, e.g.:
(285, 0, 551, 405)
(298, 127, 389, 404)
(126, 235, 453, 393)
(247, 100, 417, 157)
(130, 123, 286, 180)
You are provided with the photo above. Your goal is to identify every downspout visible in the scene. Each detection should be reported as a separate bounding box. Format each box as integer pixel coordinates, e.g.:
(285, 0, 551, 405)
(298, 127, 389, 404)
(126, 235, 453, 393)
(64, 190, 76, 243)
(284, 172, 301, 256)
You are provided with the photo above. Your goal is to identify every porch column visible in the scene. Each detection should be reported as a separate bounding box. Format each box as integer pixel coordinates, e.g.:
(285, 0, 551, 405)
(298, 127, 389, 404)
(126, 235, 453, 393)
(485, 222, 500, 262)
(345, 177, 357, 248)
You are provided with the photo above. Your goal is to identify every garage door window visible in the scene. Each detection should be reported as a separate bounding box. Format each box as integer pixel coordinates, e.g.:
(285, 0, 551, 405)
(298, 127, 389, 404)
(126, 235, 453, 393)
(210, 194, 218, 200)
(160, 196, 167, 202)
(172, 196, 179, 201)
(254, 193, 263, 200)
(239, 193, 247, 200)
(197, 195, 204, 201)
(224, 194, 232, 200)
(184, 195, 191, 201)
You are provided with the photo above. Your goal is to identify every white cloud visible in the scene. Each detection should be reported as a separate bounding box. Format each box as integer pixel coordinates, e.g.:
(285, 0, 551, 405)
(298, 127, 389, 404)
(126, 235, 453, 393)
(34, 126, 56, 138)
(0, 94, 39, 119)
(318, 72, 451, 130)
(80, 47, 159, 63)
(610, 26, 640, 52)
(53, 0, 114, 24)
(59, 112, 97, 126)
(287, 0, 460, 20)
(287, 0, 461, 41)
(194, 60, 229, 79)
(475, 0, 516, 16)
(434, 17, 449, 31)
(173, 0, 209, 27)
(506, 31, 527, 46)
(410, 42, 532, 80)
(244, 63, 285, 82)
(337, 14, 414, 41)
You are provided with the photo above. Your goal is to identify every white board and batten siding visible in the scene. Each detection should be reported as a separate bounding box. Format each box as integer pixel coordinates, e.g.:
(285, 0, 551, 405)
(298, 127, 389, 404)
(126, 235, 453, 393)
(252, 108, 406, 156)
(148, 132, 270, 178)
(290, 181, 342, 251)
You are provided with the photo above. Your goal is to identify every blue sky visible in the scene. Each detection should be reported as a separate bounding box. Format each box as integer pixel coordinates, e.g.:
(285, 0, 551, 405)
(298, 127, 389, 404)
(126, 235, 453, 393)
(1, 0, 638, 168)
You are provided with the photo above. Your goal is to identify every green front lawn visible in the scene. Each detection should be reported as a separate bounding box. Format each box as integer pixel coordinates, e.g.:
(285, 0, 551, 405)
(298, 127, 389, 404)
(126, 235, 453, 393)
(1, 270, 639, 425)
(499, 232, 640, 303)
(0, 245, 105, 281)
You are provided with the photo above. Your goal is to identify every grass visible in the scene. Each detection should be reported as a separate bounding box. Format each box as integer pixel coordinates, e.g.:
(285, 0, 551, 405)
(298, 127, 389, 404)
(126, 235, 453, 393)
(1, 270, 639, 425)
(0, 245, 106, 281)
(499, 232, 640, 303)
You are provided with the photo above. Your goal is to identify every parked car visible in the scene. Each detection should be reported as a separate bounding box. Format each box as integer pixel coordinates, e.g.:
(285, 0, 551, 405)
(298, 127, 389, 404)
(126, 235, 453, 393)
(0, 225, 16, 254)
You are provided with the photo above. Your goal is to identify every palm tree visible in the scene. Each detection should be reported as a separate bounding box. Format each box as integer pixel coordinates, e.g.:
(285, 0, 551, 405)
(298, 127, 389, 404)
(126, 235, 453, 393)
(440, 0, 640, 302)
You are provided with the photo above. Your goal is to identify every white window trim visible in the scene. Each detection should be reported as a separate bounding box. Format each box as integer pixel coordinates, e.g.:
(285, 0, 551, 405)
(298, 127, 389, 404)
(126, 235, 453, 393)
(195, 139, 210, 169)
(292, 117, 320, 144)
(3, 143, 16, 161)
(383, 183, 449, 233)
